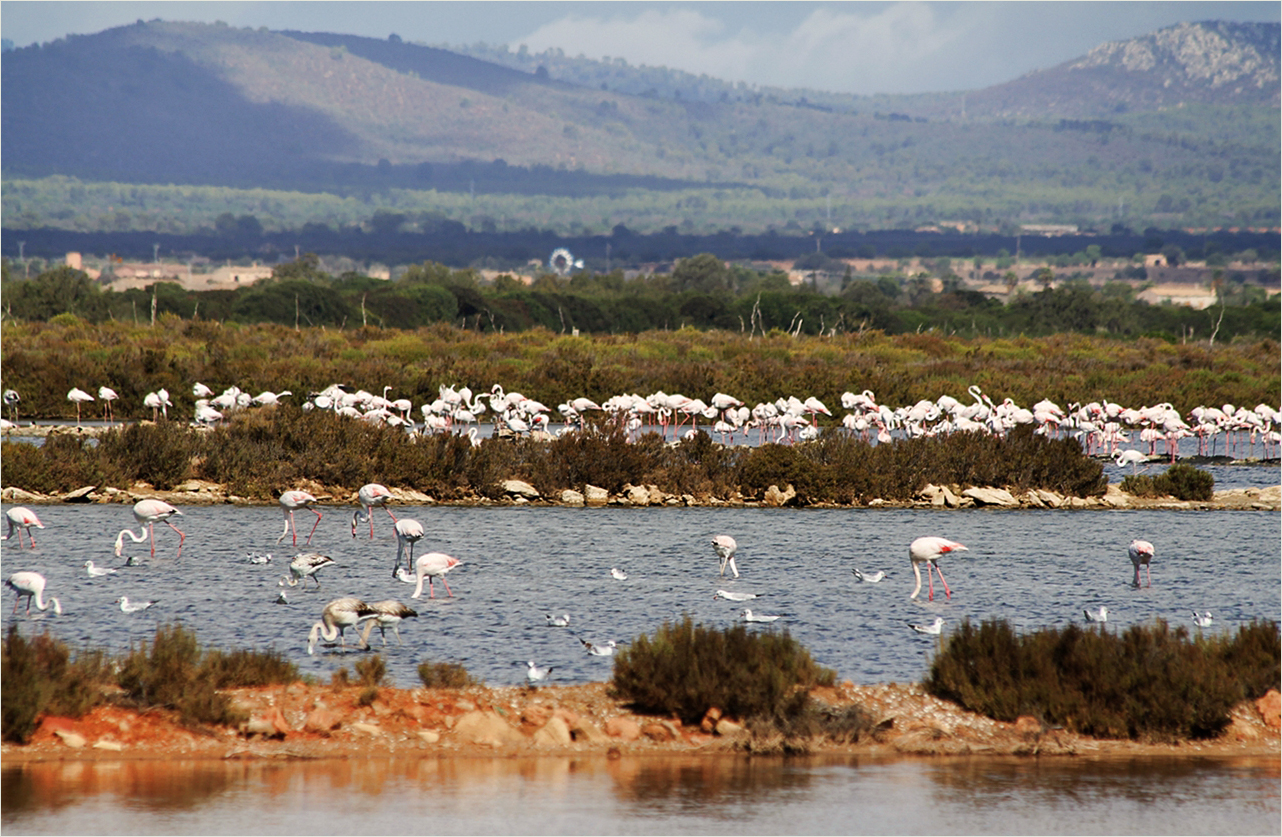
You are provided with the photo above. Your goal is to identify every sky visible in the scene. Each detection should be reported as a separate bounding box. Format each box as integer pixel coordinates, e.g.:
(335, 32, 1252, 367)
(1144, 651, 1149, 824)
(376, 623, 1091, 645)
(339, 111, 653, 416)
(2, 2, 1278, 95)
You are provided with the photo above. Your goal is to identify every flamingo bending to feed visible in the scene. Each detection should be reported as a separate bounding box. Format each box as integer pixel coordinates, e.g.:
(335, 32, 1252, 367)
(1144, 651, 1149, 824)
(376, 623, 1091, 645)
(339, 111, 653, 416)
(909, 536, 967, 600)
(307, 598, 378, 655)
(1129, 539, 1155, 588)
(351, 483, 397, 539)
(278, 490, 323, 545)
(6, 571, 62, 616)
(409, 552, 463, 599)
(114, 499, 185, 559)
(711, 534, 739, 578)
(394, 518, 426, 574)
(359, 600, 419, 646)
(280, 553, 337, 588)
(4, 506, 45, 548)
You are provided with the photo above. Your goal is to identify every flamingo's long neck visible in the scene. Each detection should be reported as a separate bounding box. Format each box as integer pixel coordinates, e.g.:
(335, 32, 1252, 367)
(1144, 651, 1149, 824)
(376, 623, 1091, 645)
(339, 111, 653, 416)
(34, 589, 60, 614)
(911, 561, 924, 599)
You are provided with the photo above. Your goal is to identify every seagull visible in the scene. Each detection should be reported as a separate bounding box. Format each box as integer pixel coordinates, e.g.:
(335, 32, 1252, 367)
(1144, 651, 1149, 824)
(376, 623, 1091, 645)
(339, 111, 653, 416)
(909, 616, 945, 635)
(247, 551, 273, 564)
(741, 609, 780, 623)
(526, 661, 555, 683)
(116, 596, 157, 613)
(610, 568, 628, 581)
(1192, 610, 1213, 628)
(545, 613, 571, 627)
(714, 589, 761, 602)
(275, 590, 289, 605)
(580, 638, 617, 656)
(1083, 606, 1109, 623)
(852, 568, 886, 583)
(84, 560, 118, 577)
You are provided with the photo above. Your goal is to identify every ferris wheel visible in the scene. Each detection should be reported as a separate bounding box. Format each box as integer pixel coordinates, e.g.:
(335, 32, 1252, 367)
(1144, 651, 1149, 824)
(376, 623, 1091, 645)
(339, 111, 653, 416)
(549, 248, 584, 276)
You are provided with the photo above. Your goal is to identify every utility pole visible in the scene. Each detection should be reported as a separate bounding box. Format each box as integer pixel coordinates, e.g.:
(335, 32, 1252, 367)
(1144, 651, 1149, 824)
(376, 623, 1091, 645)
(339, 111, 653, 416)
(153, 242, 160, 264)
(18, 241, 25, 279)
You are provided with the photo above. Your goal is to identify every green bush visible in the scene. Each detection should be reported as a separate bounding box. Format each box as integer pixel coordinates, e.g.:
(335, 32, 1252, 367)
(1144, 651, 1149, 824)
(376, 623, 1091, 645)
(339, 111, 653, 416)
(924, 618, 1279, 742)
(1, 627, 110, 743)
(417, 659, 478, 688)
(609, 616, 835, 725)
(97, 422, 196, 490)
(1122, 463, 1215, 500)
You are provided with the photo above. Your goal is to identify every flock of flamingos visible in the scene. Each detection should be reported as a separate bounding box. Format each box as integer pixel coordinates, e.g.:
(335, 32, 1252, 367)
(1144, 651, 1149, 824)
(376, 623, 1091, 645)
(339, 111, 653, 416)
(2, 377, 1271, 674)
(6, 380, 1279, 462)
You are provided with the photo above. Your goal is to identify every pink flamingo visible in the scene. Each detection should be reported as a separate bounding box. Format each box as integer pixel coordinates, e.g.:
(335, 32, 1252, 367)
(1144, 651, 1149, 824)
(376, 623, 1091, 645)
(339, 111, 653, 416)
(3, 506, 45, 548)
(909, 536, 968, 601)
(351, 483, 397, 539)
(1129, 539, 1154, 588)
(6, 571, 61, 616)
(278, 490, 322, 545)
(409, 552, 463, 599)
(394, 518, 426, 575)
(114, 499, 185, 559)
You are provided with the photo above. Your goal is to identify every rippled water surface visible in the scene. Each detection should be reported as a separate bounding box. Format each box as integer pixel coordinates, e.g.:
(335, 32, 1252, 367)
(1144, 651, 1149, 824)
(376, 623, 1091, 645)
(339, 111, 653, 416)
(3, 753, 1279, 835)
(2, 502, 1278, 688)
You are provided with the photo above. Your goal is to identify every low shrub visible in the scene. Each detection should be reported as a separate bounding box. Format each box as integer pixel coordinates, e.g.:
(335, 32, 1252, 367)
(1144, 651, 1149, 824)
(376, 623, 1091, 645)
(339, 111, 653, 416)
(1122, 463, 1215, 500)
(202, 646, 299, 688)
(1, 627, 110, 743)
(417, 659, 478, 688)
(924, 617, 1279, 742)
(609, 616, 836, 725)
(354, 655, 386, 705)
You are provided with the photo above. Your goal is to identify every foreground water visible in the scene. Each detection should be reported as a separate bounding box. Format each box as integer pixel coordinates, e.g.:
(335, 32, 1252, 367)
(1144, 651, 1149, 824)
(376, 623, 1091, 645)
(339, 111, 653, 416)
(3, 753, 1279, 835)
(2, 503, 1279, 835)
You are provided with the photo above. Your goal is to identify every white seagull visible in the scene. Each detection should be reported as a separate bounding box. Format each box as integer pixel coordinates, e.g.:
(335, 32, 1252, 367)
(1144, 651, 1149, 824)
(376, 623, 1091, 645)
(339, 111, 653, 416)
(526, 661, 555, 683)
(84, 560, 118, 577)
(610, 568, 628, 581)
(580, 638, 617, 656)
(247, 551, 273, 564)
(714, 589, 761, 602)
(1192, 610, 1213, 628)
(545, 613, 571, 627)
(741, 609, 780, 623)
(116, 596, 157, 613)
(909, 616, 945, 635)
(1083, 606, 1109, 623)
(852, 568, 886, 583)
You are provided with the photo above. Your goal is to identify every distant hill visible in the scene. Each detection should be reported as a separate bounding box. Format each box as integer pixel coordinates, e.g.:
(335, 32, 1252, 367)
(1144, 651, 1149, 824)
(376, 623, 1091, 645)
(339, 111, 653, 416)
(0, 19, 1277, 235)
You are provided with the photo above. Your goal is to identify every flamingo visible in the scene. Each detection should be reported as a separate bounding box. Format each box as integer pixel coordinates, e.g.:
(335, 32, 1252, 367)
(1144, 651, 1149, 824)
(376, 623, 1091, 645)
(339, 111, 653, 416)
(408, 552, 463, 599)
(98, 386, 119, 423)
(711, 534, 739, 578)
(67, 387, 94, 426)
(307, 597, 378, 655)
(358, 600, 419, 646)
(909, 616, 945, 635)
(114, 499, 185, 559)
(143, 391, 169, 421)
(279, 552, 337, 588)
(909, 536, 967, 600)
(6, 571, 62, 616)
(394, 518, 426, 574)
(3, 506, 45, 548)
(351, 483, 397, 539)
(192, 382, 214, 399)
(3, 388, 20, 423)
(1129, 539, 1154, 588)
(1112, 449, 1148, 474)
(278, 490, 322, 546)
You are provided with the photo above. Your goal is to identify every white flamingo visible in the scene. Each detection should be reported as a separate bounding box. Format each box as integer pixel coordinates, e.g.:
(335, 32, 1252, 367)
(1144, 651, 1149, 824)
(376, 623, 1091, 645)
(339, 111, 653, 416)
(4, 506, 45, 548)
(6, 571, 62, 616)
(409, 552, 463, 599)
(114, 499, 185, 559)
(278, 490, 322, 545)
(351, 483, 397, 539)
(67, 387, 94, 426)
(394, 518, 426, 574)
(1129, 539, 1155, 588)
(711, 534, 739, 578)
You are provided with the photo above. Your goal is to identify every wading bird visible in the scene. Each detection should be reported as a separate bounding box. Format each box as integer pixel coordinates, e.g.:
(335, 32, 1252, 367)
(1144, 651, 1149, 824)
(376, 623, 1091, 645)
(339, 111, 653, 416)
(307, 597, 378, 654)
(358, 600, 419, 646)
(909, 536, 967, 601)
(352, 483, 397, 539)
(279, 553, 337, 589)
(1129, 539, 1155, 588)
(4, 506, 45, 548)
(394, 518, 426, 574)
(408, 552, 463, 599)
(114, 499, 185, 559)
(278, 490, 323, 546)
(67, 387, 94, 426)
(711, 534, 739, 578)
(7, 571, 61, 616)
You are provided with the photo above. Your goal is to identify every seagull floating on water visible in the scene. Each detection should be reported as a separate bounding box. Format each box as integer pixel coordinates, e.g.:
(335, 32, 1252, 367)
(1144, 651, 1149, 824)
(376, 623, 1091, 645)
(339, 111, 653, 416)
(545, 613, 571, 627)
(851, 568, 886, 583)
(247, 551, 273, 564)
(741, 609, 780, 623)
(714, 589, 761, 602)
(275, 590, 289, 605)
(580, 638, 617, 656)
(909, 616, 945, 635)
(526, 661, 555, 683)
(116, 596, 157, 613)
(1192, 610, 1213, 628)
(610, 568, 628, 581)
(1083, 606, 1109, 623)
(84, 560, 118, 577)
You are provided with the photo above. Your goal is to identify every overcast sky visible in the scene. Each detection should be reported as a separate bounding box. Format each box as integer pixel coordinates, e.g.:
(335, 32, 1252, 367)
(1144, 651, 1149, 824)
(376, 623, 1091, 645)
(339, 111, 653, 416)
(2, 2, 1278, 95)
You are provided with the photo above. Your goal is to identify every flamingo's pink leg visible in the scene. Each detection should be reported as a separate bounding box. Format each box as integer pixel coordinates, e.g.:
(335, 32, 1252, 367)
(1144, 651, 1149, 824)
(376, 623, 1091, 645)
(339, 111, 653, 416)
(306, 509, 322, 544)
(935, 562, 952, 599)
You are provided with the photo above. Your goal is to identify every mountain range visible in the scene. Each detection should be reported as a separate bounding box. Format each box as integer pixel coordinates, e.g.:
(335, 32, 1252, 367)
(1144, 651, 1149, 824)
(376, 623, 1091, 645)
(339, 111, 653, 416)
(1, 19, 1277, 235)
